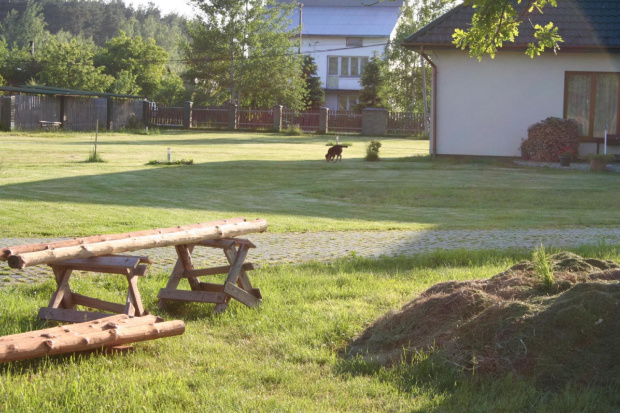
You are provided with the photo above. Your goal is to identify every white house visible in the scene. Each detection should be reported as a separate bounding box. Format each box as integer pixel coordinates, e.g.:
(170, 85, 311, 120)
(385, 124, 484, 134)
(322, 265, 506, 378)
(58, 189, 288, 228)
(402, 0, 620, 157)
(278, 0, 402, 110)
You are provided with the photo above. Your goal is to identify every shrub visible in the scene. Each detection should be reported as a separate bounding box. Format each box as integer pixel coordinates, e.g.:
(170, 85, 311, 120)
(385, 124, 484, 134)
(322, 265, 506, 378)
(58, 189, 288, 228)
(520, 117, 579, 162)
(533, 243, 554, 288)
(284, 124, 303, 136)
(86, 151, 105, 163)
(365, 140, 382, 161)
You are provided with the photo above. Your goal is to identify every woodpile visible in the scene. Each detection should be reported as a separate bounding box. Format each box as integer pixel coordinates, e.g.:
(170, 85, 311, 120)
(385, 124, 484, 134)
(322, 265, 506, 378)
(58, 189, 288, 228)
(0, 314, 185, 363)
(520, 117, 580, 162)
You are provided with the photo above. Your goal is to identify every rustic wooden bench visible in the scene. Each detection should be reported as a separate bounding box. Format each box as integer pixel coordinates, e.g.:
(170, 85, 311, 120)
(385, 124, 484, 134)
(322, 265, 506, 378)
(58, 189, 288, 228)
(158, 238, 262, 314)
(38, 255, 151, 323)
(39, 121, 61, 131)
(1, 218, 267, 322)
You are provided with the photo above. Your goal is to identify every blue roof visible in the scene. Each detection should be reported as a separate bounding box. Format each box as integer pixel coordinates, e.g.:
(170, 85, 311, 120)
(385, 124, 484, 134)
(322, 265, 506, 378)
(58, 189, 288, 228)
(279, 0, 402, 37)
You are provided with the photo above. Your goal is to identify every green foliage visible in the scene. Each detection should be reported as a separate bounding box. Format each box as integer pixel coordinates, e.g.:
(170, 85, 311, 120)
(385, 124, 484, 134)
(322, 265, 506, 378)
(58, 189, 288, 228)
(184, 0, 305, 108)
(533, 243, 554, 288)
(365, 140, 382, 161)
(151, 73, 186, 106)
(37, 36, 113, 91)
(453, 0, 563, 60)
(86, 151, 105, 163)
(384, 0, 456, 112)
(355, 56, 389, 110)
(96, 31, 169, 97)
(301, 55, 325, 110)
(586, 153, 615, 162)
(147, 158, 194, 165)
(0, 2, 50, 49)
(284, 124, 303, 136)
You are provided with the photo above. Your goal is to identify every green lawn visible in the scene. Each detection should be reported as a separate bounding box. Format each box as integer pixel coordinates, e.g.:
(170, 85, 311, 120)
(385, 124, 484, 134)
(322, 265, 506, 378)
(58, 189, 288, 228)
(2, 247, 620, 412)
(0, 130, 618, 237)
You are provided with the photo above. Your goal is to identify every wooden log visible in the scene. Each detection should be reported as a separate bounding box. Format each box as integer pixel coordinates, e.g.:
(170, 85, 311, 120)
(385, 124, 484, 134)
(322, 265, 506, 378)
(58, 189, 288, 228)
(1, 218, 247, 260)
(8, 219, 268, 269)
(223, 282, 262, 308)
(0, 318, 185, 363)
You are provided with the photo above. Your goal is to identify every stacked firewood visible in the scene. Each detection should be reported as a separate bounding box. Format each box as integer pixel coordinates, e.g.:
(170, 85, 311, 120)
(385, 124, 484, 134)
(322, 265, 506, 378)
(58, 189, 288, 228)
(520, 117, 580, 162)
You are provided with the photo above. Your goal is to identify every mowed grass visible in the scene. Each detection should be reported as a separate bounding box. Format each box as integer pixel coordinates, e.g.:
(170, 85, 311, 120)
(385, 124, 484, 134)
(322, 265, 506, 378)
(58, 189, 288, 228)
(0, 130, 618, 237)
(2, 247, 620, 412)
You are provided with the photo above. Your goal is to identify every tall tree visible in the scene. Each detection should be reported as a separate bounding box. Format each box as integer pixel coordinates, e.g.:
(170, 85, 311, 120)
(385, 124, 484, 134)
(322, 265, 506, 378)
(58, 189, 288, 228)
(301, 55, 324, 110)
(0, 2, 50, 49)
(355, 55, 389, 110)
(184, 0, 305, 108)
(96, 31, 170, 97)
(37, 36, 113, 91)
(384, 0, 457, 113)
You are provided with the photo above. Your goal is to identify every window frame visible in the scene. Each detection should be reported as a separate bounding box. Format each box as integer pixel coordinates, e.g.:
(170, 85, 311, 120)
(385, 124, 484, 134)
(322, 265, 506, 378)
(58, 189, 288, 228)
(564, 71, 620, 140)
(327, 56, 368, 79)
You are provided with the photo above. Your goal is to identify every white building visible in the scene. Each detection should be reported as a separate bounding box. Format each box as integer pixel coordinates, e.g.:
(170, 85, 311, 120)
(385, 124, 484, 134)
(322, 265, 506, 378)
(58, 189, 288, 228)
(279, 0, 402, 110)
(402, 0, 620, 158)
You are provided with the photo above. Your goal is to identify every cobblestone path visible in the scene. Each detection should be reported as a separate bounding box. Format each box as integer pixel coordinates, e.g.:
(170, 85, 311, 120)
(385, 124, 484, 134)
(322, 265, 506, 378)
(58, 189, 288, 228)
(2, 227, 620, 287)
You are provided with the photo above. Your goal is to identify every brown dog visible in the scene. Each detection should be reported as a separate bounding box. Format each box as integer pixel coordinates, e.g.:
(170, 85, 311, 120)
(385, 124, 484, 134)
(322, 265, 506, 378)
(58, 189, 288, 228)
(325, 145, 348, 162)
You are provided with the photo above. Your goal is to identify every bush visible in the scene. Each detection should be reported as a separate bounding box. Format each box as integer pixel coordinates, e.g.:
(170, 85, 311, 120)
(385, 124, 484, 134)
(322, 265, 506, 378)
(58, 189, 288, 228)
(284, 124, 303, 136)
(365, 140, 382, 161)
(520, 117, 579, 162)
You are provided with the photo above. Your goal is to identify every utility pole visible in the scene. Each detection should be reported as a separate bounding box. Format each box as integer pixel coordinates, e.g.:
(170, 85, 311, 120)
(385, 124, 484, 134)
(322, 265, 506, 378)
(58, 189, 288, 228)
(298, 3, 303, 54)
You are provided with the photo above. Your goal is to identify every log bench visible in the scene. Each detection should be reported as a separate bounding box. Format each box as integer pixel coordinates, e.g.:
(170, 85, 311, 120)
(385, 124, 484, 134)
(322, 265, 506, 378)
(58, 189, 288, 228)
(1, 218, 267, 322)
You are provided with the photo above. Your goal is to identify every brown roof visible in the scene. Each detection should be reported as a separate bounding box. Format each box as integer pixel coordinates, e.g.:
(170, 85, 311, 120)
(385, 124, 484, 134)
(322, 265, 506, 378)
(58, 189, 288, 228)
(403, 0, 620, 51)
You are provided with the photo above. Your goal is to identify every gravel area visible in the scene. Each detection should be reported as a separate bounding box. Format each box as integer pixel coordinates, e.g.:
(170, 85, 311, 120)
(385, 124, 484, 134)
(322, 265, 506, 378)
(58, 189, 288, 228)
(2, 227, 620, 287)
(514, 160, 620, 173)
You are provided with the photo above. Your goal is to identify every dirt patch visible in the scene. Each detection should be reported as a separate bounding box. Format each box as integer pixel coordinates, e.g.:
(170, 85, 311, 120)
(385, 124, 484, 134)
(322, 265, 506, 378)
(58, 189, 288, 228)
(346, 252, 620, 387)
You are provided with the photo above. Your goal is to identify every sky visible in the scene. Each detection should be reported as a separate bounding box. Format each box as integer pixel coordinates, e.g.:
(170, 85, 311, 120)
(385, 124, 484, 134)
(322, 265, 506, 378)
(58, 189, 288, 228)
(124, 0, 197, 18)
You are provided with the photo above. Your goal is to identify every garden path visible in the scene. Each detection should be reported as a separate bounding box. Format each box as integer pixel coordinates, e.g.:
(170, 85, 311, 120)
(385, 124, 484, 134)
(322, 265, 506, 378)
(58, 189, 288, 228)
(2, 227, 620, 286)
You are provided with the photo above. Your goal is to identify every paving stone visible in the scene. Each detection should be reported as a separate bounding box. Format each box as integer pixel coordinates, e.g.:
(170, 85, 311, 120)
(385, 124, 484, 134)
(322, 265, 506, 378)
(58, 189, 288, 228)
(2, 227, 620, 288)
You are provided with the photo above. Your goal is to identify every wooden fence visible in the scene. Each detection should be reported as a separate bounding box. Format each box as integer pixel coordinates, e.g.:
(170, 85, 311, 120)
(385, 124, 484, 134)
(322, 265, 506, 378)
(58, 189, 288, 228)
(387, 112, 426, 136)
(14, 95, 62, 130)
(329, 110, 362, 134)
(192, 106, 228, 129)
(238, 107, 274, 130)
(282, 108, 320, 132)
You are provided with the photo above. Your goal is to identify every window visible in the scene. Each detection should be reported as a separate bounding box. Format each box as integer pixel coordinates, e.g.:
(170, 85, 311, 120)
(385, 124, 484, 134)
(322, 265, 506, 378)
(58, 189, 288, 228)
(338, 95, 359, 110)
(327, 56, 368, 78)
(565, 72, 620, 138)
(346, 37, 363, 47)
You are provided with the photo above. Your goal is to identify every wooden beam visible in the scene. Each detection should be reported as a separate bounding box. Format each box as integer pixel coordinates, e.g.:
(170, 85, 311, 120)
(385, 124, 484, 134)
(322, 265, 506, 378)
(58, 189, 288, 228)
(223, 282, 262, 308)
(157, 288, 226, 304)
(71, 293, 126, 314)
(8, 219, 267, 269)
(1, 218, 248, 260)
(182, 263, 255, 278)
(38, 308, 112, 323)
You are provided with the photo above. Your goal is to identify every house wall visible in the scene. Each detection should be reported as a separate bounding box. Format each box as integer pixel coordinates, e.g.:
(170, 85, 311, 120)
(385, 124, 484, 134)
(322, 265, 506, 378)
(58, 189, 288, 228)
(430, 50, 620, 157)
(302, 36, 388, 110)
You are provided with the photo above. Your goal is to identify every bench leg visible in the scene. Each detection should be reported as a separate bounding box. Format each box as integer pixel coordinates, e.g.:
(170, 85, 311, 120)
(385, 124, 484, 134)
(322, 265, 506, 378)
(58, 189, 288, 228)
(126, 274, 145, 316)
(49, 267, 75, 310)
(214, 244, 250, 314)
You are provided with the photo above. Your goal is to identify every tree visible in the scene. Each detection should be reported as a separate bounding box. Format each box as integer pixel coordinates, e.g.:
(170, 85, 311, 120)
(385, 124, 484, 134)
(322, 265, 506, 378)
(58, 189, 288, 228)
(384, 0, 457, 113)
(301, 55, 325, 110)
(0, 2, 50, 50)
(184, 0, 305, 108)
(452, 0, 562, 59)
(0, 40, 40, 85)
(355, 55, 389, 110)
(96, 31, 170, 97)
(37, 36, 113, 91)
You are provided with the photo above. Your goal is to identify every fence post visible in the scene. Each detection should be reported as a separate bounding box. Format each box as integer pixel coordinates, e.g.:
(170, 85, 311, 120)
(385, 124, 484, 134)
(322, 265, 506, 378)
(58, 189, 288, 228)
(228, 103, 238, 130)
(362, 108, 388, 136)
(142, 100, 151, 127)
(106, 97, 114, 130)
(1, 96, 15, 131)
(183, 101, 193, 129)
(319, 107, 329, 134)
(273, 105, 283, 132)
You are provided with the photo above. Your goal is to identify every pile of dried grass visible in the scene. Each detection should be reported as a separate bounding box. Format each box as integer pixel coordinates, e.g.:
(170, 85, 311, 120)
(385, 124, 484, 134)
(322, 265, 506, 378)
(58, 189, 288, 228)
(346, 252, 620, 387)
